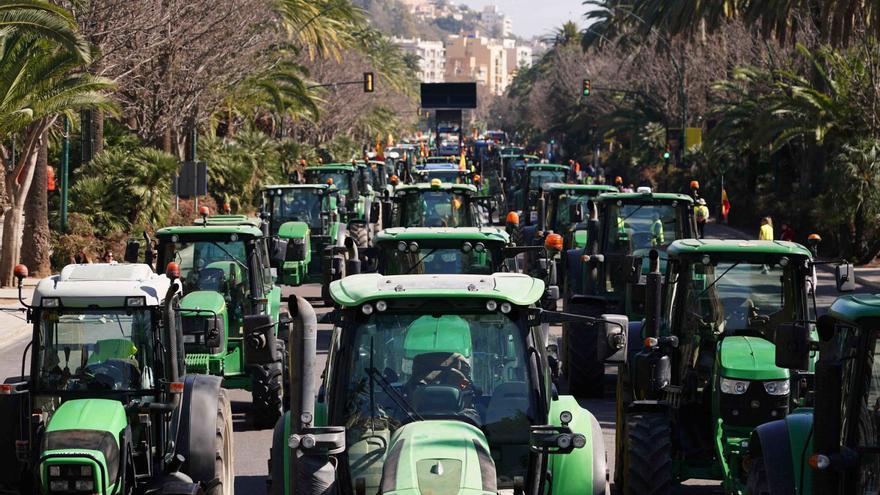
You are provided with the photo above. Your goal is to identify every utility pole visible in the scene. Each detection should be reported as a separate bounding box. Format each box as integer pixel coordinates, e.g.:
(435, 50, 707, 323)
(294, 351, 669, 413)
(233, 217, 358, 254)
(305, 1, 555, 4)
(60, 116, 70, 232)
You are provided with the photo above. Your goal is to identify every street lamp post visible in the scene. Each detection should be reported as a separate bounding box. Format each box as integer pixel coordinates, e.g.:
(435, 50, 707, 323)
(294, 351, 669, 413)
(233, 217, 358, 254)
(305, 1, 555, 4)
(60, 116, 69, 232)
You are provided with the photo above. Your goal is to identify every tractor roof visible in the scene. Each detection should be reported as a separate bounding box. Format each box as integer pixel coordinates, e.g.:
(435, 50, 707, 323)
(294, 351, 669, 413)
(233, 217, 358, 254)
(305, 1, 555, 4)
(191, 214, 261, 228)
(501, 154, 538, 160)
(598, 191, 693, 204)
(156, 224, 263, 238)
(375, 227, 509, 243)
(667, 239, 813, 258)
(33, 263, 173, 308)
(262, 183, 334, 192)
(525, 163, 569, 171)
(542, 183, 617, 193)
(394, 182, 478, 194)
(305, 164, 357, 172)
(827, 294, 880, 324)
(330, 273, 545, 307)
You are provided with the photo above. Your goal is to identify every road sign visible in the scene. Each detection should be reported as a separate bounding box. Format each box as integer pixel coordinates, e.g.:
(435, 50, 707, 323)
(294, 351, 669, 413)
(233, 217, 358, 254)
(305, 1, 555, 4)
(174, 161, 207, 199)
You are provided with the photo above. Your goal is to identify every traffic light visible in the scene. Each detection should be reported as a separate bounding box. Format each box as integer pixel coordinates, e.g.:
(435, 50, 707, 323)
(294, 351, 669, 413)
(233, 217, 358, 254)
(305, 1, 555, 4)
(582, 79, 591, 96)
(363, 72, 375, 93)
(662, 147, 671, 160)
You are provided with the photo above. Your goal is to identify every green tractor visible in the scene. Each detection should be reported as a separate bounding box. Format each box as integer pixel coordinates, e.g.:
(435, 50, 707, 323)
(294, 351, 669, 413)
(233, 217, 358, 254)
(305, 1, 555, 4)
(269, 273, 630, 494)
(155, 214, 289, 428)
(304, 163, 383, 251)
(260, 183, 345, 287)
(563, 191, 695, 397)
(745, 266, 870, 495)
(389, 182, 489, 228)
(0, 263, 234, 494)
(509, 164, 572, 226)
(371, 227, 511, 276)
(614, 240, 820, 494)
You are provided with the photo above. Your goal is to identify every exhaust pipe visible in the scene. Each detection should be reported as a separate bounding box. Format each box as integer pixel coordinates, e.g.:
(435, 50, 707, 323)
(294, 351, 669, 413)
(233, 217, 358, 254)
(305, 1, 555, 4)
(644, 250, 662, 339)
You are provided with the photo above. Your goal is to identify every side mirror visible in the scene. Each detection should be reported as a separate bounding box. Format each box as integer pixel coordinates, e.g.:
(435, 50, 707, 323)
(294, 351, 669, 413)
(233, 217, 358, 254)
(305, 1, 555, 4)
(836, 263, 855, 292)
(775, 323, 811, 371)
(124, 241, 140, 264)
(598, 313, 628, 363)
(624, 255, 644, 284)
(569, 204, 583, 223)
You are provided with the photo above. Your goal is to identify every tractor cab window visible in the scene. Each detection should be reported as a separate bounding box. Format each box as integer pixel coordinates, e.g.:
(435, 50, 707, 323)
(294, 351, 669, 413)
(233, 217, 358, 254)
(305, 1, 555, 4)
(306, 170, 352, 195)
(550, 193, 591, 230)
(606, 203, 681, 255)
(527, 169, 566, 190)
(398, 191, 471, 227)
(681, 261, 789, 337)
(37, 309, 157, 392)
(378, 242, 498, 275)
(270, 189, 324, 230)
(161, 239, 253, 320)
(340, 311, 535, 490)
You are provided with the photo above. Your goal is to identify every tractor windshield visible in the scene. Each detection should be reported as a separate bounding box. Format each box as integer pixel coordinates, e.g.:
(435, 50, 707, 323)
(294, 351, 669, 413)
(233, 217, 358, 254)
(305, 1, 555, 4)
(419, 170, 465, 184)
(527, 170, 567, 189)
(680, 261, 790, 335)
(36, 309, 158, 392)
(269, 189, 324, 230)
(378, 241, 499, 275)
(397, 190, 472, 227)
(550, 192, 593, 229)
(306, 169, 351, 193)
(342, 311, 535, 487)
(161, 239, 252, 306)
(607, 202, 682, 254)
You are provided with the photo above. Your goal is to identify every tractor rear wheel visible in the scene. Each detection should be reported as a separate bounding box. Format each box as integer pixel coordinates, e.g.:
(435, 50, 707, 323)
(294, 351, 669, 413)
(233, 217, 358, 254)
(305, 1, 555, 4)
(622, 412, 672, 495)
(348, 223, 369, 249)
(745, 454, 770, 495)
(206, 389, 234, 495)
(251, 362, 283, 429)
(278, 339, 289, 412)
(562, 298, 605, 398)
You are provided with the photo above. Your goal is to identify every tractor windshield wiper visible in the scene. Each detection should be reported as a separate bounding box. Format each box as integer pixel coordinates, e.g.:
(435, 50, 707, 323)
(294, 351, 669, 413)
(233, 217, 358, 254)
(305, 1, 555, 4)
(621, 205, 644, 222)
(696, 262, 740, 299)
(405, 248, 438, 274)
(210, 242, 248, 272)
(366, 367, 423, 423)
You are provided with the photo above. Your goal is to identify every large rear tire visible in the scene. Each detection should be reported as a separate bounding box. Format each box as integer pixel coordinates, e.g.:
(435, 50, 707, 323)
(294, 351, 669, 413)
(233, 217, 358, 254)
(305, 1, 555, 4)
(251, 362, 283, 429)
(206, 389, 234, 495)
(348, 222, 369, 249)
(622, 413, 672, 495)
(745, 454, 770, 495)
(562, 299, 606, 398)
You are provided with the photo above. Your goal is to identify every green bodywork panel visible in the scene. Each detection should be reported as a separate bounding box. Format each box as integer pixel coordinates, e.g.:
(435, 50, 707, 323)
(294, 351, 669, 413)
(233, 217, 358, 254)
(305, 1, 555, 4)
(573, 230, 587, 249)
(403, 315, 472, 359)
(180, 290, 227, 315)
(718, 336, 789, 380)
(668, 238, 813, 258)
(783, 408, 815, 494)
(546, 395, 599, 494)
(278, 221, 311, 286)
(329, 273, 545, 307)
(375, 227, 509, 243)
(277, 221, 309, 240)
(42, 399, 127, 494)
(379, 421, 494, 495)
(180, 291, 229, 374)
(827, 293, 880, 323)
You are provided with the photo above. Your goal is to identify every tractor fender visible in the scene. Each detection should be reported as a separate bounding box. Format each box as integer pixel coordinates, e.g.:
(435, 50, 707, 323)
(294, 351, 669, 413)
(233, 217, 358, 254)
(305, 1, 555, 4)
(750, 410, 813, 495)
(548, 395, 607, 494)
(177, 374, 223, 485)
(267, 411, 290, 495)
(626, 320, 644, 363)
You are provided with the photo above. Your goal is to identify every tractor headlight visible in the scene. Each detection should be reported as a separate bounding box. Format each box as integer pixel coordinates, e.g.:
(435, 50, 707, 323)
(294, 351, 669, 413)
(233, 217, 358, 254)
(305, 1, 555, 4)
(41, 297, 61, 308)
(79, 465, 92, 477)
(74, 479, 94, 491)
(48, 466, 61, 477)
(49, 480, 69, 492)
(763, 380, 790, 396)
(720, 378, 750, 395)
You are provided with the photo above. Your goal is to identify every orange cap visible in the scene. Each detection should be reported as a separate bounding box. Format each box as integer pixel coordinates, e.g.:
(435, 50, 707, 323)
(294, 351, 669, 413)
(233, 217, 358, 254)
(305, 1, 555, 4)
(614, 176, 623, 184)
(544, 233, 563, 251)
(506, 211, 520, 225)
(473, 174, 481, 182)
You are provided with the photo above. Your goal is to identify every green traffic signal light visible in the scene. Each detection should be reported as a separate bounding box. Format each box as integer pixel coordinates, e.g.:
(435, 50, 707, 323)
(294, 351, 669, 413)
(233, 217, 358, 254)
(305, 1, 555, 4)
(663, 150, 671, 159)
(582, 79, 591, 96)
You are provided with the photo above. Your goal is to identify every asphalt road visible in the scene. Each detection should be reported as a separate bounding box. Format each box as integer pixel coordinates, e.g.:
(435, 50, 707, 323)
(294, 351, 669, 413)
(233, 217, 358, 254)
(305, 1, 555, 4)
(0, 222, 867, 494)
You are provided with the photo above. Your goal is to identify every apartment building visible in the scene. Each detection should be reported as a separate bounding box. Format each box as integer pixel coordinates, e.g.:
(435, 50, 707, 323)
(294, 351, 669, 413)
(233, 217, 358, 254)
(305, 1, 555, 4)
(393, 37, 446, 83)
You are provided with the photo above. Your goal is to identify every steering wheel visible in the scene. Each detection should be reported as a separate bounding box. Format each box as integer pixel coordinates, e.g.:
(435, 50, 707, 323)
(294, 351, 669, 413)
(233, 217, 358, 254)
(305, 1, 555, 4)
(83, 360, 139, 390)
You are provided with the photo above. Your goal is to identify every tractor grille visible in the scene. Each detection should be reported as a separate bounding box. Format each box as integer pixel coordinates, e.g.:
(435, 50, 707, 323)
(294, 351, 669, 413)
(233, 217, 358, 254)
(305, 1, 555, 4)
(719, 381, 788, 427)
(185, 354, 211, 374)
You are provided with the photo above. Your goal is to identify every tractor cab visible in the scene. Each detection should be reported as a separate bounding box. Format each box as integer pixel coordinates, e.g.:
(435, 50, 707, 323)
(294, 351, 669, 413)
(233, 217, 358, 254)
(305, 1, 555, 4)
(390, 182, 485, 228)
(305, 164, 365, 218)
(260, 184, 344, 286)
(414, 162, 474, 185)
(512, 164, 571, 224)
(614, 240, 818, 494)
(270, 273, 628, 495)
(0, 263, 234, 494)
(155, 219, 286, 428)
(372, 227, 510, 275)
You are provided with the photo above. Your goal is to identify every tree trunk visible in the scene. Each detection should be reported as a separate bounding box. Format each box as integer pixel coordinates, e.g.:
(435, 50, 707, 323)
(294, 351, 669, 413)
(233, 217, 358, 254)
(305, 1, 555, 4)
(21, 133, 50, 276)
(94, 108, 104, 156)
(0, 205, 25, 286)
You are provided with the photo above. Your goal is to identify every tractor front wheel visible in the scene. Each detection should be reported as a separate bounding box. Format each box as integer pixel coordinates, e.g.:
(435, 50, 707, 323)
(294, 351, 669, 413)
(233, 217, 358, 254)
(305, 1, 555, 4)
(622, 412, 672, 495)
(206, 389, 234, 495)
(251, 362, 283, 429)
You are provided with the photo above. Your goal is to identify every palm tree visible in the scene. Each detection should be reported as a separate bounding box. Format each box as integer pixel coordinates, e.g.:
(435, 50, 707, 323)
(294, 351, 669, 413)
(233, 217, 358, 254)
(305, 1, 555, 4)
(0, 1, 89, 60)
(0, 32, 114, 286)
(274, 0, 365, 60)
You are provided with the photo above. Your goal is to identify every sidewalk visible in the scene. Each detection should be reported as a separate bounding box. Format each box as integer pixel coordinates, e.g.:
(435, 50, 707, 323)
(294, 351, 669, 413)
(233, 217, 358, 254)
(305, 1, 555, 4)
(0, 277, 37, 304)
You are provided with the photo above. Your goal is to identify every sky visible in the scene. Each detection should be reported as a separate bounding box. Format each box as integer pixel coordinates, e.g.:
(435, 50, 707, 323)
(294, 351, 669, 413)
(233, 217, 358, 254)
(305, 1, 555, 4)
(456, 0, 589, 39)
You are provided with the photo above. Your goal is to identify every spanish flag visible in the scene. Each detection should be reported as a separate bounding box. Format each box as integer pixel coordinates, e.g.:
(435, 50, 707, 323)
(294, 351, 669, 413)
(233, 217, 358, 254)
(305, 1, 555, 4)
(721, 188, 731, 222)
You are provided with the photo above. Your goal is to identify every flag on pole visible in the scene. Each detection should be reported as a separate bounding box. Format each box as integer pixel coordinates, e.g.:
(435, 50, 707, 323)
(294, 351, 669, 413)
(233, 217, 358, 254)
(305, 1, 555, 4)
(721, 187, 731, 223)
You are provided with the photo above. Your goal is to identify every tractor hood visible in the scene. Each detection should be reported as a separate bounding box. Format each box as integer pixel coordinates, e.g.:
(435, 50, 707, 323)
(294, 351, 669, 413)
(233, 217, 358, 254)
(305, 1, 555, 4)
(41, 399, 127, 493)
(719, 335, 788, 380)
(277, 221, 310, 240)
(379, 420, 496, 495)
(180, 290, 227, 315)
